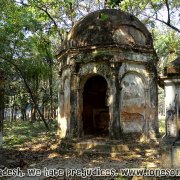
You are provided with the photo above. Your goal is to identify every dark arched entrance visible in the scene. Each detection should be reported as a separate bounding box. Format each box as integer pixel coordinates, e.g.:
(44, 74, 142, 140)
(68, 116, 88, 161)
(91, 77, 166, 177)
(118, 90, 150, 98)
(82, 75, 109, 136)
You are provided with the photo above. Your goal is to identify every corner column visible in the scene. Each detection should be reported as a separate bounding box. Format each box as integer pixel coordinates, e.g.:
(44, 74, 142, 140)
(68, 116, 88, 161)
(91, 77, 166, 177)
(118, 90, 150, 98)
(109, 64, 121, 139)
(69, 62, 81, 137)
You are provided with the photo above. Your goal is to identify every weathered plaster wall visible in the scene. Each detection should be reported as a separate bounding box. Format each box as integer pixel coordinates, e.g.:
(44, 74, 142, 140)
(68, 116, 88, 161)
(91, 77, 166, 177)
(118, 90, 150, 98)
(121, 73, 145, 133)
(58, 48, 158, 139)
(164, 80, 179, 137)
(113, 26, 146, 46)
(165, 81, 176, 111)
(118, 62, 158, 136)
(57, 68, 71, 138)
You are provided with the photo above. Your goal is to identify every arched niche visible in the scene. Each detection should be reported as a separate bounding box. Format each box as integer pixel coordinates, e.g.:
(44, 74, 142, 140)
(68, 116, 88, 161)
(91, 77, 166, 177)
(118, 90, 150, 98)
(120, 72, 146, 133)
(113, 26, 147, 46)
(82, 75, 110, 136)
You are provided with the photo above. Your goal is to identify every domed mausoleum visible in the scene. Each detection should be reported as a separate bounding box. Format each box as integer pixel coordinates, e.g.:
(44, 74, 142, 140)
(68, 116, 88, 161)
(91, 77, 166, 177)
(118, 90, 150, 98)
(57, 9, 158, 139)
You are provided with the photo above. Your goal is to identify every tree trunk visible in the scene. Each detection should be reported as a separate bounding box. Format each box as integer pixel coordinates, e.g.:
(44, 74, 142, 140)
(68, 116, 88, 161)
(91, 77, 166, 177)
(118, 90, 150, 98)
(53, 106, 56, 119)
(21, 108, 26, 121)
(0, 56, 49, 130)
(31, 103, 36, 122)
(0, 107, 3, 148)
(14, 96, 17, 121)
(11, 105, 14, 122)
(0, 108, 3, 148)
(0, 82, 5, 148)
(42, 101, 45, 119)
(10, 96, 14, 122)
(48, 58, 53, 120)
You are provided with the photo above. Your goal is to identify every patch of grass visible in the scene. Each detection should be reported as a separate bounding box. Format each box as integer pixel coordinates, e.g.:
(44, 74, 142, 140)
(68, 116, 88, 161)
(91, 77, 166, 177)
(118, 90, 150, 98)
(3, 119, 57, 149)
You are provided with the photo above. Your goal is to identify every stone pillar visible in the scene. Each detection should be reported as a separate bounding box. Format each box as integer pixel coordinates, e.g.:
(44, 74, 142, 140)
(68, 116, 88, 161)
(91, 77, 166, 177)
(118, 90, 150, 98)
(144, 88, 149, 138)
(164, 80, 178, 137)
(77, 88, 83, 137)
(57, 77, 66, 138)
(70, 72, 80, 137)
(58, 77, 64, 117)
(148, 72, 159, 136)
(109, 65, 121, 139)
(176, 85, 180, 138)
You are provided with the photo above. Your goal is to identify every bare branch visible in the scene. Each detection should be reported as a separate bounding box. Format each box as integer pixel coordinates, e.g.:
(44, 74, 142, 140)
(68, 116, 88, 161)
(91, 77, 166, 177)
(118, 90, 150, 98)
(142, 1, 180, 33)
(155, 17, 180, 33)
(142, 12, 180, 33)
(165, 0, 170, 24)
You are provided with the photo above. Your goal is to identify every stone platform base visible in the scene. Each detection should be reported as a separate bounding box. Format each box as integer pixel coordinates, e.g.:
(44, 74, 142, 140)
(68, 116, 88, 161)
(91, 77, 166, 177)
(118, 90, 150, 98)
(57, 136, 160, 167)
(160, 136, 180, 168)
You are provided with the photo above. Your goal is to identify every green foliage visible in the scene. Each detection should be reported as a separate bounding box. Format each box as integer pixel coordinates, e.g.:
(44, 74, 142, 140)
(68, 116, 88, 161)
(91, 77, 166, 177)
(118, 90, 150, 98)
(155, 31, 180, 56)
(155, 29, 180, 73)
(109, 0, 180, 33)
(159, 116, 165, 136)
(99, 13, 109, 21)
(0, 0, 62, 125)
(92, 50, 113, 58)
(106, 0, 122, 8)
(3, 120, 57, 149)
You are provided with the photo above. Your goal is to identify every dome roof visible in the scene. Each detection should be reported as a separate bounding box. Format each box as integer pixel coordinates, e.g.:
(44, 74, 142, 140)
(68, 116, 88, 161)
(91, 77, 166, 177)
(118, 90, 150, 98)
(64, 9, 153, 50)
(166, 57, 180, 74)
(170, 57, 180, 67)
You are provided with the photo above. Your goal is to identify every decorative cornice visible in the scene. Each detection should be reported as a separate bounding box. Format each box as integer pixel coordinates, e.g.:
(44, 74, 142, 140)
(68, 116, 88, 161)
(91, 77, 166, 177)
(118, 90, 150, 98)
(57, 44, 154, 60)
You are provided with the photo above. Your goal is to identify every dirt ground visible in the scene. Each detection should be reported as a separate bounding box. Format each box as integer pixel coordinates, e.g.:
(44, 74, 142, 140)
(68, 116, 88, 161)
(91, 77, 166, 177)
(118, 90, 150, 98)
(0, 137, 162, 180)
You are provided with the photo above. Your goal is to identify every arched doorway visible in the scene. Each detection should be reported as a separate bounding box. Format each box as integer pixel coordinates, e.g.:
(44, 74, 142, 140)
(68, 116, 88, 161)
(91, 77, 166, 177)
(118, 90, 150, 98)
(82, 75, 109, 136)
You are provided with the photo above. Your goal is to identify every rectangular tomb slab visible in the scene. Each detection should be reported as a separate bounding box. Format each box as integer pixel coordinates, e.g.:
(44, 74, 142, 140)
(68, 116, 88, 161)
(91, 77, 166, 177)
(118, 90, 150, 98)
(172, 140, 180, 168)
